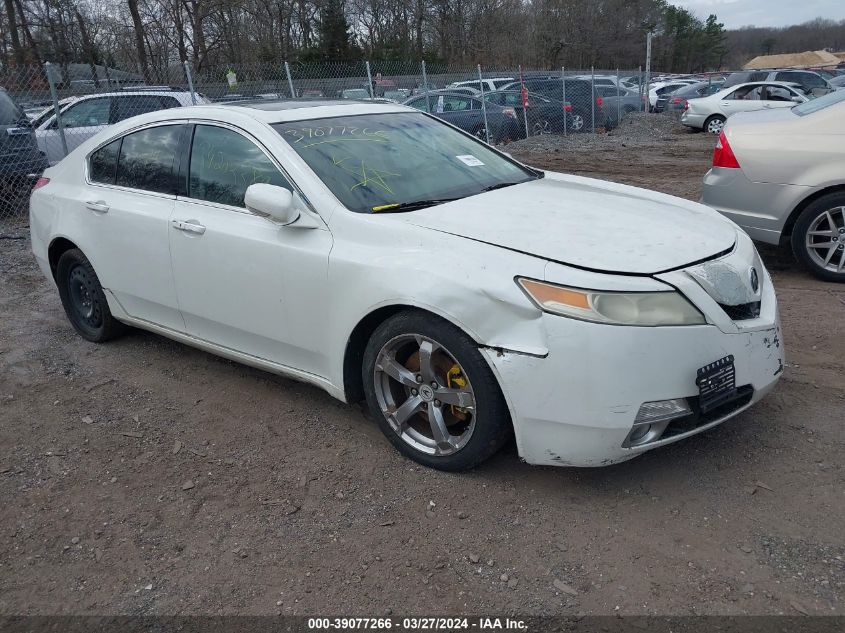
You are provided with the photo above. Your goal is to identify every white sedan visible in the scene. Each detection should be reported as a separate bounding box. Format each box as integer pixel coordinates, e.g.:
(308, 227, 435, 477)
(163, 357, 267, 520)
(682, 81, 811, 134)
(30, 101, 783, 470)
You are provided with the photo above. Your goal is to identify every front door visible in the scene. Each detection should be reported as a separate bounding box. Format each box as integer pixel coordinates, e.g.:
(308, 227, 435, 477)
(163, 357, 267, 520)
(168, 123, 333, 375)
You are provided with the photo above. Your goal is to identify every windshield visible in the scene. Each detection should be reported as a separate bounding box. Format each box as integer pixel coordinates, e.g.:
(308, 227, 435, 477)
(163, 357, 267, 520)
(793, 89, 845, 116)
(274, 112, 537, 213)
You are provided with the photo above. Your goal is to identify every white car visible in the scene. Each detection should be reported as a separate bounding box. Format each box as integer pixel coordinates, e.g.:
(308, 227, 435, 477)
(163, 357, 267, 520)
(682, 81, 811, 134)
(33, 91, 203, 165)
(448, 78, 514, 93)
(30, 101, 783, 470)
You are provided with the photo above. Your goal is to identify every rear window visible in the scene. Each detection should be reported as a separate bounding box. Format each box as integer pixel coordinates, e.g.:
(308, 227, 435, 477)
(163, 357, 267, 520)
(115, 125, 182, 193)
(0, 90, 22, 125)
(792, 89, 845, 116)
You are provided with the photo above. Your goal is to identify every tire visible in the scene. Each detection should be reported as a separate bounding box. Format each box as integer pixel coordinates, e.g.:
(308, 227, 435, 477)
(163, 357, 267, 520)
(704, 114, 726, 135)
(362, 311, 511, 471)
(570, 113, 585, 132)
(472, 126, 489, 143)
(790, 194, 845, 282)
(56, 249, 127, 342)
(532, 119, 552, 136)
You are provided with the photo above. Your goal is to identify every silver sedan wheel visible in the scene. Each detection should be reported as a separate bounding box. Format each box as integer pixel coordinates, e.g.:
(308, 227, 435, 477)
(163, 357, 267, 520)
(373, 334, 476, 457)
(532, 119, 552, 136)
(806, 206, 845, 273)
(570, 114, 585, 131)
(706, 116, 725, 134)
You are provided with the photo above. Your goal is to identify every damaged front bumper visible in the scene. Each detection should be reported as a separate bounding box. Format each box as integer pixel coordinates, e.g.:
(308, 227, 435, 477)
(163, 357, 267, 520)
(482, 243, 783, 467)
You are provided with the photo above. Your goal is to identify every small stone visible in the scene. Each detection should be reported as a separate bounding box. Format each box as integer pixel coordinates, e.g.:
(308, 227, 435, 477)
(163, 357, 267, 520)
(553, 579, 578, 596)
(144, 584, 153, 591)
(172, 440, 182, 455)
(71, 537, 80, 545)
(82, 416, 94, 425)
(182, 480, 195, 490)
(487, 559, 494, 567)
(500, 573, 509, 582)
(335, 492, 344, 499)
(739, 545, 753, 554)
(508, 578, 518, 589)
(468, 553, 480, 564)
(276, 601, 282, 606)
(457, 511, 468, 519)
(109, 477, 117, 484)
(425, 510, 435, 519)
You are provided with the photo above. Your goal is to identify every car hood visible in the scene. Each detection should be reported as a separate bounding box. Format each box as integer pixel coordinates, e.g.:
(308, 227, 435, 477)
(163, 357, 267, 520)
(398, 173, 737, 275)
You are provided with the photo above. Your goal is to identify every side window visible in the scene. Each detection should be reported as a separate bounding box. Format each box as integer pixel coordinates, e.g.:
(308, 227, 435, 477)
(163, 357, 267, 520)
(89, 138, 121, 184)
(764, 86, 792, 101)
(799, 73, 825, 88)
(188, 125, 291, 208)
(442, 96, 471, 112)
(406, 98, 429, 112)
(56, 98, 110, 129)
(115, 125, 182, 193)
(113, 95, 166, 123)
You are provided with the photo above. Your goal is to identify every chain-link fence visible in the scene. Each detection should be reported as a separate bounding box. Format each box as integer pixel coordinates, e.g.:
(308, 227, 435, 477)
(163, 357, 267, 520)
(1, 60, 666, 223)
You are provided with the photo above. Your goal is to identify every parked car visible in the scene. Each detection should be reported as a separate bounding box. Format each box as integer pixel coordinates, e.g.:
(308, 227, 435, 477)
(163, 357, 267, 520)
(448, 78, 514, 93)
(35, 91, 203, 165)
(30, 100, 782, 469)
(682, 81, 812, 134)
(483, 90, 573, 137)
(702, 90, 845, 282)
(648, 80, 698, 110)
(721, 69, 831, 95)
(661, 80, 725, 114)
(0, 87, 48, 209)
(341, 88, 370, 100)
(499, 78, 604, 131)
(403, 92, 517, 143)
(595, 85, 644, 128)
(829, 75, 845, 89)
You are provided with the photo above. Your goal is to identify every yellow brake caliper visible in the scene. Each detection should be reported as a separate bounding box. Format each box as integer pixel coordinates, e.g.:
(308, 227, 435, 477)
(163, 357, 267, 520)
(446, 364, 469, 421)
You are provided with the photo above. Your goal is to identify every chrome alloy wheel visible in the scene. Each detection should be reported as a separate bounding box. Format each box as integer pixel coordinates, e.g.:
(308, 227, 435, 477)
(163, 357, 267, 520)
(706, 117, 725, 134)
(373, 334, 476, 456)
(806, 206, 845, 274)
(532, 119, 552, 136)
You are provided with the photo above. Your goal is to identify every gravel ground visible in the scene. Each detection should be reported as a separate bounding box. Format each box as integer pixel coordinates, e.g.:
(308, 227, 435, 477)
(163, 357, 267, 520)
(1, 118, 844, 617)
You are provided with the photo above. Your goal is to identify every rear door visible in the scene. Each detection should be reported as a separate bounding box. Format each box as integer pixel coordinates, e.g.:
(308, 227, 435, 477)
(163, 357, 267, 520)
(75, 123, 185, 330)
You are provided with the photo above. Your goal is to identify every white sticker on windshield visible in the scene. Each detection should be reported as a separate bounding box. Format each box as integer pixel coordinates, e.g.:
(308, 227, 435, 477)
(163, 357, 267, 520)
(456, 155, 485, 167)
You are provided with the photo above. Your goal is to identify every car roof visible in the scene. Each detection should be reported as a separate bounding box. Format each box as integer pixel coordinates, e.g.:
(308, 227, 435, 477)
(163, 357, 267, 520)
(190, 99, 411, 123)
(68, 90, 193, 99)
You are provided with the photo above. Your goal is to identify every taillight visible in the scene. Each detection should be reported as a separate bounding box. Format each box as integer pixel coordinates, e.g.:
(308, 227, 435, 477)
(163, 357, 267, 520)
(712, 131, 740, 169)
(684, 101, 690, 110)
(671, 97, 684, 104)
(32, 177, 50, 191)
(502, 106, 517, 119)
(564, 103, 573, 112)
(595, 96, 603, 107)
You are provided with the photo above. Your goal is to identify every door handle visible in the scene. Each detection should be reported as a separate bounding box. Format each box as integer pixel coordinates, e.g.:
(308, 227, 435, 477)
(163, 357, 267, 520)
(85, 200, 109, 213)
(171, 219, 206, 235)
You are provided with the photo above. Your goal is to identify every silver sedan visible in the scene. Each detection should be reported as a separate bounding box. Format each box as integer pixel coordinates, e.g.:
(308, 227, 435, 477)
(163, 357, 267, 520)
(701, 90, 845, 282)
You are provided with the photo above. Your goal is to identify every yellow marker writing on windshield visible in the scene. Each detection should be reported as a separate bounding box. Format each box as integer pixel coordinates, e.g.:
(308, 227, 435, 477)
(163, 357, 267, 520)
(372, 203, 400, 212)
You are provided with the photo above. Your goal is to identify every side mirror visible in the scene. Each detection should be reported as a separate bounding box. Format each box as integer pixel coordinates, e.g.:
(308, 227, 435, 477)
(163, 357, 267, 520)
(245, 184, 298, 225)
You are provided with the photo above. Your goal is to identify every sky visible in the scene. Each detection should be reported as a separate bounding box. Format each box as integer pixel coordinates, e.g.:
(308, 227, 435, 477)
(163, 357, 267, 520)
(671, 0, 845, 29)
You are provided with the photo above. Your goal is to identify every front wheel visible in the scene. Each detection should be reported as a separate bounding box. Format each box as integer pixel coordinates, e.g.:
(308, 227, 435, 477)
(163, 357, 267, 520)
(569, 113, 585, 132)
(704, 114, 726, 135)
(532, 119, 552, 136)
(362, 311, 511, 471)
(791, 195, 845, 282)
(56, 249, 127, 342)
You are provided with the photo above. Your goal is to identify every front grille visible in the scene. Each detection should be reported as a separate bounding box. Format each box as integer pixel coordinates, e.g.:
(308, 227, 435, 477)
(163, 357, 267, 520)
(719, 301, 761, 321)
(661, 385, 754, 439)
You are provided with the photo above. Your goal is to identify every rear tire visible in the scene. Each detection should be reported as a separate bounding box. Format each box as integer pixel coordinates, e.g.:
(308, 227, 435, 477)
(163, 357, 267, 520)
(56, 249, 127, 342)
(704, 114, 726, 135)
(362, 311, 511, 471)
(791, 194, 845, 282)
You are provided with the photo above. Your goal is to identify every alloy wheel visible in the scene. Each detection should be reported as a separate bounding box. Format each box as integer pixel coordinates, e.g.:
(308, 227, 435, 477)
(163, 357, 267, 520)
(532, 119, 552, 136)
(570, 114, 585, 131)
(805, 206, 845, 274)
(373, 334, 476, 457)
(706, 117, 725, 134)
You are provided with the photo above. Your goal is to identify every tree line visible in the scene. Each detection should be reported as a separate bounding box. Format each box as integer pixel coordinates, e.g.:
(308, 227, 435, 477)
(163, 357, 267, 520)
(0, 0, 839, 82)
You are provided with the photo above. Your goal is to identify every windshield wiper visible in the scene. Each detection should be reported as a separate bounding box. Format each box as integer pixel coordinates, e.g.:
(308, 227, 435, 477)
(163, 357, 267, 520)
(481, 181, 524, 193)
(371, 198, 462, 213)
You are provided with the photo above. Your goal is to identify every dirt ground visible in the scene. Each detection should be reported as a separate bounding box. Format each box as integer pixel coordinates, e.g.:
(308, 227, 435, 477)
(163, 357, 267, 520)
(1, 118, 843, 618)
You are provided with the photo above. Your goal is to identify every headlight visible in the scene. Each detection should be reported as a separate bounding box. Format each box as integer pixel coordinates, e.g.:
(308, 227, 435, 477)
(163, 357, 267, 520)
(517, 278, 706, 326)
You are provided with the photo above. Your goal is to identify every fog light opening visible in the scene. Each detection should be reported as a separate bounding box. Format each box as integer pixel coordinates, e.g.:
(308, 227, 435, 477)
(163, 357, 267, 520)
(624, 398, 692, 448)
